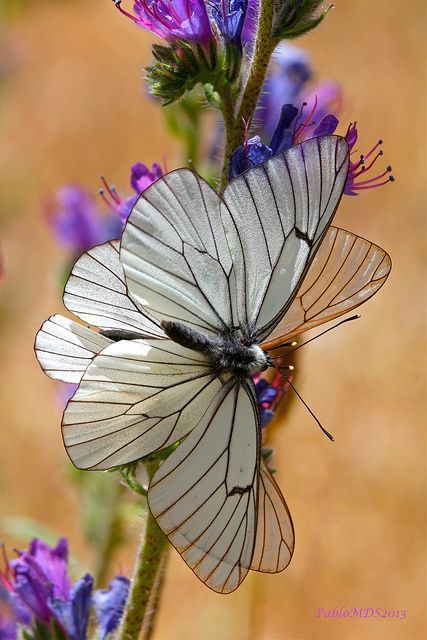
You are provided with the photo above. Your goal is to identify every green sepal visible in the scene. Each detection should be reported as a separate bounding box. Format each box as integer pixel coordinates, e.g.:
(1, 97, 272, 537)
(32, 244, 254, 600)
(224, 43, 242, 83)
(120, 462, 148, 497)
(31, 619, 68, 640)
(117, 443, 179, 497)
(203, 83, 221, 110)
(271, 0, 333, 40)
(146, 39, 222, 106)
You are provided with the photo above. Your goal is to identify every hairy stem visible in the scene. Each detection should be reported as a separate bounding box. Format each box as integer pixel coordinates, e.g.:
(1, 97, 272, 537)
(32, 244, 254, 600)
(219, 82, 237, 189)
(118, 462, 168, 640)
(143, 547, 170, 640)
(220, 0, 277, 188)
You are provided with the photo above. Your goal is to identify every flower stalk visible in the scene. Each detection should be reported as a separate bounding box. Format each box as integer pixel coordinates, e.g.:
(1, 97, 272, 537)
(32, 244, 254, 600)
(118, 461, 168, 640)
(220, 0, 276, 187)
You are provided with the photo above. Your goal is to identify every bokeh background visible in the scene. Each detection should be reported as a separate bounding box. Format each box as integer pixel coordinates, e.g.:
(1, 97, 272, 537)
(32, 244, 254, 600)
(0, 1, 426, 638)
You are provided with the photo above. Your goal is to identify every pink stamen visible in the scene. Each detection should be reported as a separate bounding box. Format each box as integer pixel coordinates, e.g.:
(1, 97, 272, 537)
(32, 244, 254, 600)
(165, 0, 183, 24)
(142, 0, 173, 29)
(100, 176, 121, 204)
(99, 189, 117, 212)
(352, 151, 382, 179)
(294, 95, 318, 143)
(351, 178, 393, 191)
(243, 118, 251, 171)
(363, 139, 383, 162)
(354, 167, 392, 186)
(115, 1, 139, 22)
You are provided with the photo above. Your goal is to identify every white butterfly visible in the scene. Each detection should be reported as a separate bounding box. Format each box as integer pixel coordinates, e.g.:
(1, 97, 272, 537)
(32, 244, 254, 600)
(35, 136, 391, 593)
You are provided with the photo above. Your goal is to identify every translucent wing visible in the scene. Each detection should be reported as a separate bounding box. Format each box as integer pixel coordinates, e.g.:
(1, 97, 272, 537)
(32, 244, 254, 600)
(64, 240, 163, 337)
(62, 339, 226, 470)
(250, 459, 294, 573)
(221, 136, 349, 340)
(35, 314, 112, 383)
(121, 170, 233, 335)
(262, 226, 392, 349)
(148, 380, 260, 594)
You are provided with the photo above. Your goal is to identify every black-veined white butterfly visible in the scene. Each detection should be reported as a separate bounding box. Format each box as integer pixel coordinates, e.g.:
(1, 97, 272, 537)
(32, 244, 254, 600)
(35, 136, 391, 593)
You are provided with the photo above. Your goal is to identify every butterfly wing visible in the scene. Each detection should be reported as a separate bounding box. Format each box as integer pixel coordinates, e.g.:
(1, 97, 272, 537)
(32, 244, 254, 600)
(250, 459, 294, 573)
(262, 226, 392, 349)
(64, 240, 163, 337)
(121, 170, 233, 335)
(220, 135, 349, 340)
(35, 314, 112, 383)
(148, 379, 260, 594)
(62, 338, 227, 470)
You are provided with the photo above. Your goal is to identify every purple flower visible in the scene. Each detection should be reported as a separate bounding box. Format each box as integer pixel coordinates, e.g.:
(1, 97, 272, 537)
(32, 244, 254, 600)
(241, 0, 259, 44)
(210, 0, 248, 49)
(0, 585, 18, 640)
(130, 161, 163, 193)
(230, 105, 394, 197)
(50, 574, 93, 640)
(229, 135, 271, 179)
(0, 539, 93, 640)
(343, 123, 395, 196)
(114, 0, 213, 46)
(93, 576, 130, 640)
(46, 186, 122, 254)
(100, 161, 164, 223)
(1, 539, 131, 639)
(253, 371, 292, 428)
(257, 44, 312, 137)
(11, 538, 70, 623)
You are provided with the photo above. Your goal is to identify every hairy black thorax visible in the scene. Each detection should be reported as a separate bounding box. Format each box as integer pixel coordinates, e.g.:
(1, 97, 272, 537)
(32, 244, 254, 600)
(161, 320, 271, 375)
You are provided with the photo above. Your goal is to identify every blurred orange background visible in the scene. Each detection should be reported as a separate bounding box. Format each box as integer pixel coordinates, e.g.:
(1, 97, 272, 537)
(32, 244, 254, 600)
(0, 1, 426, 638)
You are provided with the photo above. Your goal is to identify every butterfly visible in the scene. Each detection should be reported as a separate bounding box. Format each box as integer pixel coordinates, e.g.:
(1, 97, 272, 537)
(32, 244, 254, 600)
(35, 135, 391, 593)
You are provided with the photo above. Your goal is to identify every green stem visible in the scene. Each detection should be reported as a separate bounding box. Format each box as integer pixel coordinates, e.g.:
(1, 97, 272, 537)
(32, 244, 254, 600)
(143, 546, 170, 640)
(219, 83, 237, 189)
(220, 0, 277, 188)
(118, 462, 168, 640)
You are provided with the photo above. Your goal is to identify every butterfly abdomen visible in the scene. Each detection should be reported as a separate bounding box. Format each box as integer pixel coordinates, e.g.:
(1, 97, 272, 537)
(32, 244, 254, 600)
(161, 320, 270, 375)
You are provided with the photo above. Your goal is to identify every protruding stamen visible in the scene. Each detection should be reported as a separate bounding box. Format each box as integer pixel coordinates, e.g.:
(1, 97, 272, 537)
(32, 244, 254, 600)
(294, 96, 318, 143)
(100, 176, 121, 204)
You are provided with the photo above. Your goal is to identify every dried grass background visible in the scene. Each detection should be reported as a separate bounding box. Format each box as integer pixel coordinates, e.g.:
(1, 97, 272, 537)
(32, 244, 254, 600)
(0, 1, 426, 638)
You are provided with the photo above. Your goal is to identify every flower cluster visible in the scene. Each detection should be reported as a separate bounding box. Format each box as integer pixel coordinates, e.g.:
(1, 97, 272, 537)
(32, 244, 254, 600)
(0, 538, 129, 640)
(114, 0, 213, 46)
(230, 102, 394, 196)
(47, 161, 162, 256)
(253, 371, 292, 428)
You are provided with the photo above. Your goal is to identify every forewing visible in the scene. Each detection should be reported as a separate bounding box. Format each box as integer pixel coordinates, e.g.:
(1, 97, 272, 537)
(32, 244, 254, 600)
(262, 227, 392, 349)
(62, 339, 225, 470)
(120, 169, 233, 335)
(64, 240, 163, 337)
(35, 314, 112, 383)
(148, 380, 260, 594)
(221, 136, 349, 339)
(250, 459, 294, 573)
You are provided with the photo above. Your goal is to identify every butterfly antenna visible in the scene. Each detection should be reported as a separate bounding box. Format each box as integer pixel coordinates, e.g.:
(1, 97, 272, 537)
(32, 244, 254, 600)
(284, 376, 335, 442)
(271, 314, 361, 359)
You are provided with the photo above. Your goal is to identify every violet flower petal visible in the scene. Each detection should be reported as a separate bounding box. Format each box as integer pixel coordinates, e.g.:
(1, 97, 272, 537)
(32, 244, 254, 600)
(93, 576, 130, 640)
